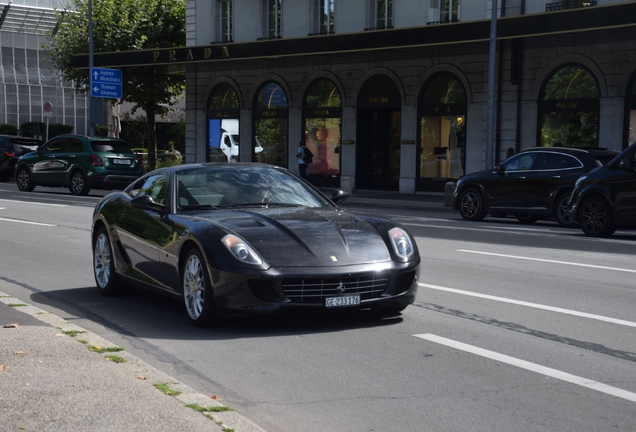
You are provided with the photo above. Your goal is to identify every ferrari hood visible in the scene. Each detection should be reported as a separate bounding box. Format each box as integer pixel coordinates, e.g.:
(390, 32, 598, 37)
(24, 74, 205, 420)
(193, 207, 392, 267)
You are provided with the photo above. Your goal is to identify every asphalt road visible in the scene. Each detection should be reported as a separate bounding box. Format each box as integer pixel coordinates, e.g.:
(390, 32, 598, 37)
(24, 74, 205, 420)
(1, 183, 636, 431)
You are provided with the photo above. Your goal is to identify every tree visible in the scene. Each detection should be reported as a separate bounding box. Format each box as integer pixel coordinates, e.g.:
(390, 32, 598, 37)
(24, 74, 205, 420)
(44, 0, 186, 170)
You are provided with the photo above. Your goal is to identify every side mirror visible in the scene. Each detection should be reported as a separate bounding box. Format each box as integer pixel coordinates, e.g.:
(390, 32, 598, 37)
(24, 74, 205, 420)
(131, 194, 163, 211)
(618, 159, 636, 172)
(495, 164, 509, 177)
(330, 189, 351, 205)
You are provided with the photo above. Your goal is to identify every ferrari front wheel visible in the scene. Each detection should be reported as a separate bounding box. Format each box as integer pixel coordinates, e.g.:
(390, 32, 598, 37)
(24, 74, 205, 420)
(93, 227, 123, 296)
(182, 248, 221, 327)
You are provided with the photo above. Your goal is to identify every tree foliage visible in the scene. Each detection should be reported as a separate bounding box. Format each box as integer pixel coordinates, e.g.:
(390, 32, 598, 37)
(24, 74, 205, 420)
(45, 0, 186, 169)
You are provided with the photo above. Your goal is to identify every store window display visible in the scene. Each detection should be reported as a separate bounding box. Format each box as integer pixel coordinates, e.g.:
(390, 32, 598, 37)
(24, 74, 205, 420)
(303, 79, 342, 184)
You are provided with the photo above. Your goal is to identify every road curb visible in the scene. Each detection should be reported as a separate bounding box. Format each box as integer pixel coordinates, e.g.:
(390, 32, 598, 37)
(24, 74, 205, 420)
(0, 291, 267, 432)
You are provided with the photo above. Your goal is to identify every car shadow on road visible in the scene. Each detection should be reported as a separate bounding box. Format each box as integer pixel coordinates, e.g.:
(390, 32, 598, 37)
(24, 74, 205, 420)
(30, 286, 405, 341)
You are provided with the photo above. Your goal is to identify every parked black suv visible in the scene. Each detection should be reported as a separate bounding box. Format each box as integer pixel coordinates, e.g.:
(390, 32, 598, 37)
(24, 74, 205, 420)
(453, 146, 619, 226)
(567, 142, 636, 237)
(0, 135, 43, 181)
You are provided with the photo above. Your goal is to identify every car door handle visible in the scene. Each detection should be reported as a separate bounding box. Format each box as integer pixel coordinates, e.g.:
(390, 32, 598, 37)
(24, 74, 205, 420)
(551, 176, 561, 179)
(518, 177, 526, 179)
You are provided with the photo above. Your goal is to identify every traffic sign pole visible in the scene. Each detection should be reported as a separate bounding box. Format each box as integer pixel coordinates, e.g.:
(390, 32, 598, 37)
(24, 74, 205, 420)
(43, 101, 53, 141)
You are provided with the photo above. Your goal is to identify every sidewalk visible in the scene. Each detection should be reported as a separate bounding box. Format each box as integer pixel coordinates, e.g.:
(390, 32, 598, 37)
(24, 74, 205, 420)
(0, 191, 452, 432)
(0, 291, 266, 432)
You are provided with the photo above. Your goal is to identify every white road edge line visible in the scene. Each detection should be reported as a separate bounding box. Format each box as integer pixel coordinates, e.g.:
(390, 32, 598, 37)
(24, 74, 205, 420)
(418, 283, 636, 328)
(458, 249, 636, 274)
(0, 198, 66, 207)
(414, 333, 636, 403)
(0, 217, 56, 227)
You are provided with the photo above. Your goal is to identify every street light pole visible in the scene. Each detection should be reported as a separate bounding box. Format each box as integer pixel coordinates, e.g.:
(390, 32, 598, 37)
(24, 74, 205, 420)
(88, 0, 95, 136)
(485, 0, 498, 169)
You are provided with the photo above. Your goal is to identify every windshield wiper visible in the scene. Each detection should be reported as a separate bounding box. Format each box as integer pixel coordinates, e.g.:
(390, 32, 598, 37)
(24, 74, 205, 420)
(180, 204, 218, 210)
(227, 202, 301, 208)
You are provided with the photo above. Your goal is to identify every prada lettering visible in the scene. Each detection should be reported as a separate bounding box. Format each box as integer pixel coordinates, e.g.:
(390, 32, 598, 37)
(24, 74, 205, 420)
(152, 47, 226, 63)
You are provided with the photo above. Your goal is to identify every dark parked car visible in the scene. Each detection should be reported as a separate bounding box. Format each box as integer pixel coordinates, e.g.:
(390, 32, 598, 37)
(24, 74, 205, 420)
(567, 142, 636, 237)
(0, 135, 43, 182)
(453, 146, 619, 226)
(91, 163, 420, 326)
(15, 134, 144, 195)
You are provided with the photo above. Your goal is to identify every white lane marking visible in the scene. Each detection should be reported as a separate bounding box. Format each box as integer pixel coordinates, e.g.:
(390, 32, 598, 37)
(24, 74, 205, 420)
(415, 334, 636, 403)
(458, 249, 636, 274)
(387, 215, 452, 222)
(418, 283, 636, 328)
(0, 217, 56, 227)
(0, 198, 66, 207)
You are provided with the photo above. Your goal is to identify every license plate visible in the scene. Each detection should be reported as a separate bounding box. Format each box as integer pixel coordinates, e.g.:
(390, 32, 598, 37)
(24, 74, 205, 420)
(326, 295, 360, 308)
(113, 159, 131, 165)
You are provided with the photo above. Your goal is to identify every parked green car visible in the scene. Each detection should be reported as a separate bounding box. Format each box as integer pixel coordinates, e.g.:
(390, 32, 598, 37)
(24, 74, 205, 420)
(15, 135, 144, 196)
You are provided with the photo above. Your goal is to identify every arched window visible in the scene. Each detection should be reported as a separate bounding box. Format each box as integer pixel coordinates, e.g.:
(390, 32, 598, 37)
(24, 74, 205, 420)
(253, 82, 288, 167)
(303, 79, 342, 185)
(418, 72, 467, 186)
(539, 64, 599, 147)
(207, 83, 240, 162)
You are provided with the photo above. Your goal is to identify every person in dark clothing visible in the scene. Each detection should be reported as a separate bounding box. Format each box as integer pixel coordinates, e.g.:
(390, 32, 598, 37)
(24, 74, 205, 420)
(297, 139, 309, 180)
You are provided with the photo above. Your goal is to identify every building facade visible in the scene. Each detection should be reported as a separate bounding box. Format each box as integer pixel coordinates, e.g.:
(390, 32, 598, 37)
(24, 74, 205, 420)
(83, 0, 636, 193)
(0, 0, 89, 138)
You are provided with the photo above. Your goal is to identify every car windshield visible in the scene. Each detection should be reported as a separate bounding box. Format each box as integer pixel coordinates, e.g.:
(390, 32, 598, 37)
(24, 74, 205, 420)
(91, 141, 134, 154)
(175, 165, 332, 210)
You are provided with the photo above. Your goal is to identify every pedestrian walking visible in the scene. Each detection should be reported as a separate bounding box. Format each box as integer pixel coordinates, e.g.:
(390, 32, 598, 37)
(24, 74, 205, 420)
(297, 139, 313, 180)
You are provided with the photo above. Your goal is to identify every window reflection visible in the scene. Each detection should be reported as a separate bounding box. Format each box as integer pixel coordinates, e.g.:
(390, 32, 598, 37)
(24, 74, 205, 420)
(539, 64, 599, 147)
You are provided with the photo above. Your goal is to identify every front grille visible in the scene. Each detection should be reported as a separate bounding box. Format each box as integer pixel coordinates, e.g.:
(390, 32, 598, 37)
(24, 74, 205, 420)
(282, 274, 390, 304)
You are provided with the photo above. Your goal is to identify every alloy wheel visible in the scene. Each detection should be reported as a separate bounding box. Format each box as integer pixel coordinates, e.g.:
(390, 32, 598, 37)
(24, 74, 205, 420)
(94, 233, 112, 288)
(184, 253, 206, 320)
(579, 197, 615, 237)
(459, 188, 486, 221)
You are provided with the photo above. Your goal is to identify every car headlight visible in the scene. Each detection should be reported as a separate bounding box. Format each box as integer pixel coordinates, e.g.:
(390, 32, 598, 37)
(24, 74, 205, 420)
(388, 227, 414, 259)
(222, 234, 264, 265)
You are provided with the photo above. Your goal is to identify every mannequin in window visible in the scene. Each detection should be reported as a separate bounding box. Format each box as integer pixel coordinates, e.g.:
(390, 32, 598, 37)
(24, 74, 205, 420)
(310, 127, 330, 174)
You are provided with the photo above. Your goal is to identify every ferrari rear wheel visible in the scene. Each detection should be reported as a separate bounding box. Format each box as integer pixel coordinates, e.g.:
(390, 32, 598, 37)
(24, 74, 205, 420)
(93, 227, 123, 296)
(183, 248, 221, 327)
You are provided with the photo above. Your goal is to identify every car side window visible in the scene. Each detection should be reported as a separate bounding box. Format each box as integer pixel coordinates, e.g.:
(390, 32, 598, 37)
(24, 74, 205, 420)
(503, 153, 536, 171)
(136, 174, 167, 205)
(536, 153, 581, 170)
(66, 139, 84, 152)
(44, 140, 65, 154)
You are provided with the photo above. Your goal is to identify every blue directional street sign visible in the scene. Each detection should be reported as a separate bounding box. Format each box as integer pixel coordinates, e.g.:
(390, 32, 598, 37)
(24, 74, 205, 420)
(90, 67, 123, 99)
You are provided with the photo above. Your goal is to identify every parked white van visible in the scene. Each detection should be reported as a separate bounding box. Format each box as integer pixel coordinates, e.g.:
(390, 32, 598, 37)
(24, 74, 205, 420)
(217, 119, 263, 162)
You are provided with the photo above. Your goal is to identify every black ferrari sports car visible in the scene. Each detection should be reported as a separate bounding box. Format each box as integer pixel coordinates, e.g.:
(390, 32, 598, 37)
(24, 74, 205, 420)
(91, 163, 420, 326)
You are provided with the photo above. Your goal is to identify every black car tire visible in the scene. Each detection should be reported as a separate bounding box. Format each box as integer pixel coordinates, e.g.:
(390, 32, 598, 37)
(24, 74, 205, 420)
(69, 170, 90, 196)
(16, 167, 35, 192)
(93, 227, 124, 296)
(554, 192, 576, 227)
(515, 214, 539, 224)
(578, 195, 616, 238)
(182, 247, 222, 327)
(458, 188, 486, 221)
